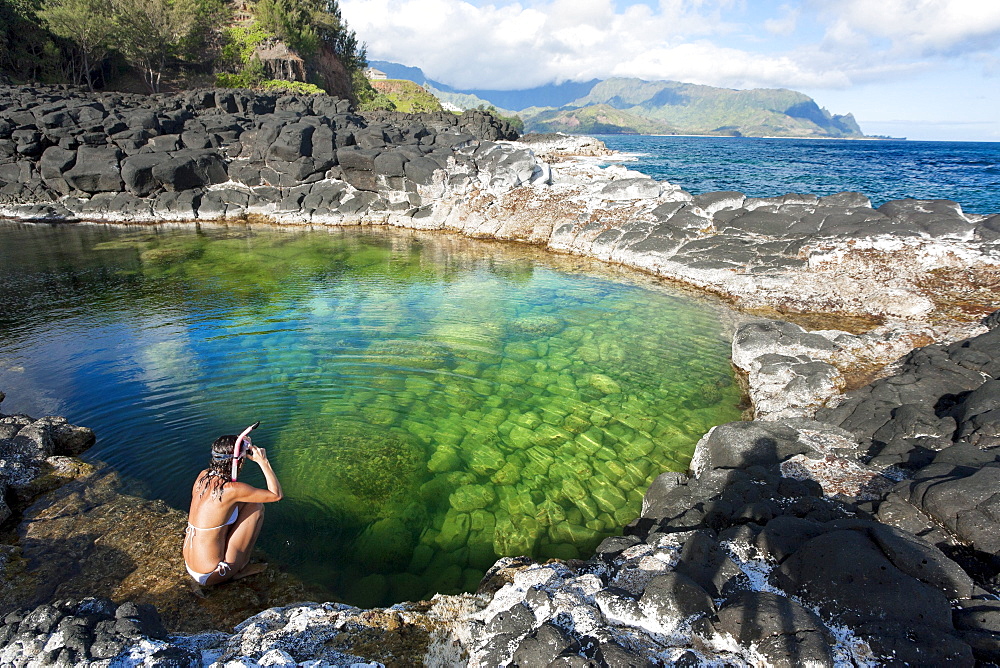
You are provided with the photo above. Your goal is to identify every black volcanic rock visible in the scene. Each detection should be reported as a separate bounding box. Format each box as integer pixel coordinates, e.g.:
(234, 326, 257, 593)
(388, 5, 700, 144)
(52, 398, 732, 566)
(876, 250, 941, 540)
(509, 623, 581, 667)
(716, 592, 834, 668)
(878, 198, 975, 238)
(64, 146, 122, 193)
(771, 529, 969, 663)
(639, 572, 715, 623)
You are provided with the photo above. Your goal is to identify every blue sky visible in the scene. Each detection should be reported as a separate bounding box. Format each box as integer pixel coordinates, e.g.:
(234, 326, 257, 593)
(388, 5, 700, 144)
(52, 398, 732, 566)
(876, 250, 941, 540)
(340, 0, 1000, 141)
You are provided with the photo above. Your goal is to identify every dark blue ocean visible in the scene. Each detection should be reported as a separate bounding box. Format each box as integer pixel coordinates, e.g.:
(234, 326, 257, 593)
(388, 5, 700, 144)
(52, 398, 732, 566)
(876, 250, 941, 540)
(597, 136, 1000, 216)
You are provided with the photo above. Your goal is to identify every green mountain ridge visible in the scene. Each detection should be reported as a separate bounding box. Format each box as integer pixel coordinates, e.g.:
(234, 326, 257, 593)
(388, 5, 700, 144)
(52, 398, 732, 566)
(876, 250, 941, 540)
(522, 104, 679, 135)
(550, 78, 862, 137)
(424, 85, 497, 113)
(387, 62, 866, 138)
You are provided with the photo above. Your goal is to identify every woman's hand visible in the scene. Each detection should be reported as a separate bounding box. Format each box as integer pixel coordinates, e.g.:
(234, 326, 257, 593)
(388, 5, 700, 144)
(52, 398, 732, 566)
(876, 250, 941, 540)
(247, 445, 269, 464)
(243, 445, 283, 501)
(238, 445, 283, 502)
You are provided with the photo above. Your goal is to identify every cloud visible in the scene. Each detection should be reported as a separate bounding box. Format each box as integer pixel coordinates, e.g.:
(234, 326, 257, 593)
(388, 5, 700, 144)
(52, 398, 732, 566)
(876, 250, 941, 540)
(611, 42, 855, 90)
(341, 0, 1000, 91)
(979, 54, 1000, 78)
(820, 0, 1000, 58)
(764, 4, 799, 36)
(343, 0, 854, 89)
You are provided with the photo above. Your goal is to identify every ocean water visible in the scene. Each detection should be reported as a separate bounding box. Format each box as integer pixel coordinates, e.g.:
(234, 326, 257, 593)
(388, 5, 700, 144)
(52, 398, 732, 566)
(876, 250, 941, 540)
(598, 135, 1000, 215)
(0, 223, 742, 607)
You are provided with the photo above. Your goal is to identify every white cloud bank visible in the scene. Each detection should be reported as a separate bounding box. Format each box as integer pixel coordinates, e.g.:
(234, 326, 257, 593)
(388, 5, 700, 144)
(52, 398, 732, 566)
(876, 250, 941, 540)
(821, 0, 1000, 58)
(341, 0, 1000, 91)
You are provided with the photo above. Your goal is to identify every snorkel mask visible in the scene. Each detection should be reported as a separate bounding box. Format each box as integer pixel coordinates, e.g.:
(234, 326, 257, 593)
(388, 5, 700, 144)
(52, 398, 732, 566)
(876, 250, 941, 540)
(231, 421, 260, 481)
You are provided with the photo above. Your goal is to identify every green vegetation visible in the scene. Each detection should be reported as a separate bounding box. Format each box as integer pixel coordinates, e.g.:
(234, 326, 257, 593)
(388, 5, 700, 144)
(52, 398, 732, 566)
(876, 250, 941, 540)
(215, 68, 324, 94)
(353, 71, 397, 111)
(259, 78, 323, 94)
(211, 0, 367, 98)
(31, 0, 227, 92)
(516, 77, 864, 138)
(3, 0, 368, 99)
(0, 0, 67, 83)
(220, 23, 271, 67)
(114, 0, 227, 93)
(35, 0, 113, 91)
(419, 74, 864, 138)
(214, 56, 266, 88)
(525, 104, 676, 135)
(363, 79, 443, 113)
(247, 0, 364, 72)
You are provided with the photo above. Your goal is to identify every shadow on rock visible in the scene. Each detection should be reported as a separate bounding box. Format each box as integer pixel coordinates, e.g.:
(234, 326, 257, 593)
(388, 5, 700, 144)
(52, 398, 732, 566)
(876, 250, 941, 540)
(2, 465, 327, 633)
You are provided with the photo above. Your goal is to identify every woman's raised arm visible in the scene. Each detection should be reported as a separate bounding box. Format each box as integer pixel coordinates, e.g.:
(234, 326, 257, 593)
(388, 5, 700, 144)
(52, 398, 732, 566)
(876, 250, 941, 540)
(234, 446, 283, 502)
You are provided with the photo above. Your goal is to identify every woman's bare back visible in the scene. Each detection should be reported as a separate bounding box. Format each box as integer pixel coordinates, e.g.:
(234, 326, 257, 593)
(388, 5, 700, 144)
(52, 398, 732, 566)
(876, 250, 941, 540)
(183, 472, 239, 572)
(183, 441, 283, 586)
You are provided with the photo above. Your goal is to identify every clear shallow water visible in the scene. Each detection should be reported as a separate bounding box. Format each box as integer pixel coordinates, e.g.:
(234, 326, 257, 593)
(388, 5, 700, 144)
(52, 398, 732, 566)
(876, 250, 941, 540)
(599, 135, 1000, 215)
(0, 223, 742, 607)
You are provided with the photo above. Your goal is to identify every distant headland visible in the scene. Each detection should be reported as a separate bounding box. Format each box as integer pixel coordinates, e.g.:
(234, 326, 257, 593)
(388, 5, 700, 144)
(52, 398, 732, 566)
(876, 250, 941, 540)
(372, 60, 872, 140)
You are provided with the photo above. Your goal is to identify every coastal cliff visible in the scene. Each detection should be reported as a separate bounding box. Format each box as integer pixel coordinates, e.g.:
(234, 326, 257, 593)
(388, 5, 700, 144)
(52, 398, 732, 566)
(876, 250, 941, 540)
(1, 86, 1000, 666)
(372, 62, 867, 139)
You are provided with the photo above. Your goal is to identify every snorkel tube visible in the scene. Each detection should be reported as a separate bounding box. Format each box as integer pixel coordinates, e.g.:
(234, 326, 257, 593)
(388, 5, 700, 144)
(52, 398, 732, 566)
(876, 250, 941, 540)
(232, 421, 260, 481)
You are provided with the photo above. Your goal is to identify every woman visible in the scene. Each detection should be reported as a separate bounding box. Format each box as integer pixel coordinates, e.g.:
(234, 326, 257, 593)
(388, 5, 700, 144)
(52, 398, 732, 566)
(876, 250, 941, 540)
(183, 433, 283, 587)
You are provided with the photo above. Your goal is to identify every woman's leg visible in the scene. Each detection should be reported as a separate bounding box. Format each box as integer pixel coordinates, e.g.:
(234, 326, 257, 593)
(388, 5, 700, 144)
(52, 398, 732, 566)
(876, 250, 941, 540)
(224, 502, 265, 572)
(201, 502, 266, 585)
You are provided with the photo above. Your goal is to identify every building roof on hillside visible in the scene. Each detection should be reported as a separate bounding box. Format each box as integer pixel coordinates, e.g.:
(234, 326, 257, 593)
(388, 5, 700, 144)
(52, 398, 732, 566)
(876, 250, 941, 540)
(365, 68, 387, 80)
(231, 0, 253, 25)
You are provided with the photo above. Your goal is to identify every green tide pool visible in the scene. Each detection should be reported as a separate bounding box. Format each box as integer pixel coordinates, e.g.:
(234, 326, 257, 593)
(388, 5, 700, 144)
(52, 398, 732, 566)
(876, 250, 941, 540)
(0, 222, 743, 607)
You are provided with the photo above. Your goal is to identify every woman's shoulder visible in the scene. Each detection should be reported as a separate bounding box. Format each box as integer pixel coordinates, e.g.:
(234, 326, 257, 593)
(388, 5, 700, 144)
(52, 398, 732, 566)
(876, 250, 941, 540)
(192, 470, 230, 496)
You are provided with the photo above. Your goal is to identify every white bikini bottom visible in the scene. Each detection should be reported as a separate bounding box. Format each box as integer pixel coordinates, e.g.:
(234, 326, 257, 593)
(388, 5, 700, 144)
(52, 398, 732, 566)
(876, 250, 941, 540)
(185, 560, 231, 585)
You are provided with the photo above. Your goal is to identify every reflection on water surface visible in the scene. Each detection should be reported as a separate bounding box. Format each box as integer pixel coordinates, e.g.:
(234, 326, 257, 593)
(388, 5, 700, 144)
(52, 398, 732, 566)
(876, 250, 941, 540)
(0, 222, 742, 607)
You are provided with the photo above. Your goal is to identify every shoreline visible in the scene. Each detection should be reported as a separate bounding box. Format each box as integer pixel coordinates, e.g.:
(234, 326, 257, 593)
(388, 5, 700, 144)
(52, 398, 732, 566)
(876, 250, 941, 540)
(1, 85, 1000, 665)
(591, 133, 905, 141)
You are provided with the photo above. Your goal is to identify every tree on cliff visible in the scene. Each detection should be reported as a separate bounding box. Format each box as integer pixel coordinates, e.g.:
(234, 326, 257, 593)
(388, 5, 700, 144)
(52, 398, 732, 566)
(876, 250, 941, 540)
(111, 0, 223, 92)
(254, 0, 360, 65)
(3, 0, 67, 83)
(5, 0, 364, 96)
(250, 0, 366, 94)
(36, 0, 114, 90)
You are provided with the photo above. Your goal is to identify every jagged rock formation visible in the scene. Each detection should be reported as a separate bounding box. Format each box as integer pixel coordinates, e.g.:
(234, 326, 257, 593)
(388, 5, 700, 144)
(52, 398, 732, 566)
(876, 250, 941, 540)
(0, 397, 95, 527)
(0, 599, 175, 666)
(253, 40, 307, 83)
(1, 86, 995, 335)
